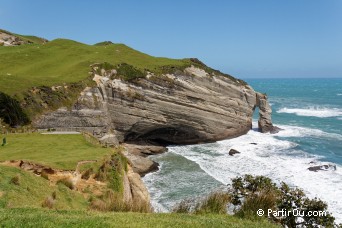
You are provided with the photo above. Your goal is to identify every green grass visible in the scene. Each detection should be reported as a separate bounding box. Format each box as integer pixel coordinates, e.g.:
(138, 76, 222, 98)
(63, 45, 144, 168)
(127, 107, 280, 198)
(0, 208, 279, 228)
(0, 165, 88, 209)
(0, 38, 189, 96)
(0, 133, 112, 170)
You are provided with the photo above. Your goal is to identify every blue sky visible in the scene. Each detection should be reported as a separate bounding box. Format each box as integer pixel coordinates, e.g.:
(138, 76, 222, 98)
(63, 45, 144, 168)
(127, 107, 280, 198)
(1, 0, 341, 78)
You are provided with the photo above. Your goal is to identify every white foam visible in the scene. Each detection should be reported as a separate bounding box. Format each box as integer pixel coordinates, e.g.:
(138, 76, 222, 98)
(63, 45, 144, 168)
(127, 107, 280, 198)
(167, 125, 342, 223)
(275, 124, 342, 140)
(277, 107, 342, 118)
(337, 93, 342, 96)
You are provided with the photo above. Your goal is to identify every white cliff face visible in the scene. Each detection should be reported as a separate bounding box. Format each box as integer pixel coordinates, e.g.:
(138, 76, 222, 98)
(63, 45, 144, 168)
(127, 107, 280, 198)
(34, 66, 275, 145)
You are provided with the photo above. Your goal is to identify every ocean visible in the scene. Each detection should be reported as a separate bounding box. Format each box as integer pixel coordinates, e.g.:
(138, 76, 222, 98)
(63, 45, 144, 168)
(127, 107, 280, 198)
(142, 78, 342, 222)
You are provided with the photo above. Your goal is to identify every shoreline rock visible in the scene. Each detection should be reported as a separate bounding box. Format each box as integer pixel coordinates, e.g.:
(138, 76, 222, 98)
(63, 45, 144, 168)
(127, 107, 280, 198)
(229, 149, 241, 156)
(308, 164, 337, 172)
(122, 144, 167, 177)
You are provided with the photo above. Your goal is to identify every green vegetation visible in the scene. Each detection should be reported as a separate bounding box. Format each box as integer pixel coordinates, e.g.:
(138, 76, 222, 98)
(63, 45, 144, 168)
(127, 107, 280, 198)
(0, 208, 278, 228)
(0, 91, 30, 126)
(0, 133, 112, 170)
(232, 175, 338, 227)
(0, 165, 88, 209)
(116, 63, 145, 81)
(173, 175, 340, 227)
(0, 30, 246, 127)
(0, 38, 189, 96)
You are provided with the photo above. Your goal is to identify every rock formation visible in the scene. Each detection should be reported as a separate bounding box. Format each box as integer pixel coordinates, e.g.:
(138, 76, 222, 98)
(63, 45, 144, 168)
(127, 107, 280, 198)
(229, 149, 241, 156)
(256, 93, 280, 133)
(34, 65, 277, 145)
(0, 30, 47, 46)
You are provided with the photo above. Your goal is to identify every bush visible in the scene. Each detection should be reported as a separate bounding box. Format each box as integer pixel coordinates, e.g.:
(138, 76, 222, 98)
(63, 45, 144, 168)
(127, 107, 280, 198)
(0, 92, 30, 127)
(231, 175, 337, 227)
(116, 63, 145, 81)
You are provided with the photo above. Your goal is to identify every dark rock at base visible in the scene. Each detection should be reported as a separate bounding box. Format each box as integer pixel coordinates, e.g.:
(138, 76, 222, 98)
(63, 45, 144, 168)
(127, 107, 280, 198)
(308, 164, 337, 172)
(122, 143, 167, 177)
(270, 126, 283, 134)
(229, 149, 241, 156)
(250, 143, 257, 145)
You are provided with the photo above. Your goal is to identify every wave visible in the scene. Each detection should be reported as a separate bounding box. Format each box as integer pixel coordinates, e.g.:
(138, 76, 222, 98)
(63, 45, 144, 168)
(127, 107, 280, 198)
(165, 124, 342, 222)
(277, 107, 342, 118)
(337, 94, 342, 96)
(275, 124, 342, 140)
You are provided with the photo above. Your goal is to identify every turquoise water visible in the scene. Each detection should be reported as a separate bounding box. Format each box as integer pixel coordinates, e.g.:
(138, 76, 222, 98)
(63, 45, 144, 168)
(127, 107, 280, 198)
(143, 78, 342, 222)
(248, 78, 342, 164)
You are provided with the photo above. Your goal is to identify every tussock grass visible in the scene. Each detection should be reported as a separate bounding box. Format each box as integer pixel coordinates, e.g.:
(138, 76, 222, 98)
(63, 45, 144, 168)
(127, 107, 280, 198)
(173, 191, 230, 215)
(0, 165, 88, 210)
(235, 190, 278, 219)
(194, 192, 231, 214)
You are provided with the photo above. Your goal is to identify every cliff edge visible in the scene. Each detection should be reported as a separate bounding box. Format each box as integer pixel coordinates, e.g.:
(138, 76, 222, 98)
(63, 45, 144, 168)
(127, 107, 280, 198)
(34, 64, 277, 145)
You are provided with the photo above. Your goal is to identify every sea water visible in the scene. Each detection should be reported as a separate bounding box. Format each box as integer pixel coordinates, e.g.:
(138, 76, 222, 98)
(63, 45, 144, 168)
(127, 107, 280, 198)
(142, 78, 342, 222)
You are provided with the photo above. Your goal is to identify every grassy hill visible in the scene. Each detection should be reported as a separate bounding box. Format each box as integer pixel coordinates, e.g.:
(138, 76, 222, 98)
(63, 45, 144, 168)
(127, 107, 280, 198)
(0, 38, 189, 96)
(0, 29, 244, 127)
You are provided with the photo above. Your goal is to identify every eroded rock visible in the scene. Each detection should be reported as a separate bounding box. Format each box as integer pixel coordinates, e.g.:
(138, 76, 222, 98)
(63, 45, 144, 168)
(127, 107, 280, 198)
(35, 66, 275, 145)
(229, 149, 241, 156)
(308, 164, 337, 172)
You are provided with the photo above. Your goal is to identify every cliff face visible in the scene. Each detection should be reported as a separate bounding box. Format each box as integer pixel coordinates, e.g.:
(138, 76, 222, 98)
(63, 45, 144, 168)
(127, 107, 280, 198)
(34, 66, 275, 145)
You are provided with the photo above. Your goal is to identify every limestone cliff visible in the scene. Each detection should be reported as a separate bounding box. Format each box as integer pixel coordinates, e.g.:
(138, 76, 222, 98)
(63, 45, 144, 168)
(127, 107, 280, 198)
(34, 65, 276, 144)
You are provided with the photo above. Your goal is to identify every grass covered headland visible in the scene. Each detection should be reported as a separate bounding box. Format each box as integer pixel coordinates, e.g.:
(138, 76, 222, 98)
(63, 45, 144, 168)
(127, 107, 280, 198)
(0, 30, 243, 127)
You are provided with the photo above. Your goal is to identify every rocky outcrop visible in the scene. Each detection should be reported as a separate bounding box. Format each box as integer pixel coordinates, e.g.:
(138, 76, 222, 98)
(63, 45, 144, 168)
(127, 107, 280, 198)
(35, 65, 276, 145)
(229, 149, 241, 156)
(122, 144, 167, 176)
(256, 92, 280, 133)
(0, 30, 48, 46)
(308, 164, 337, 172)
(126, 165, 151, 209)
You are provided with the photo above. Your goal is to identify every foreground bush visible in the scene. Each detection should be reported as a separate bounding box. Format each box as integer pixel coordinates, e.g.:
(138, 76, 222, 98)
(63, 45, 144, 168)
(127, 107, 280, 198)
(231, 175, 338, 227)
(174, 175, 340, 227)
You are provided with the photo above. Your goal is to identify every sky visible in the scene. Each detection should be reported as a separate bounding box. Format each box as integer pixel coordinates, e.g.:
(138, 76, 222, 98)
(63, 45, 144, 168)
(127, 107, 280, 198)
(1, 0, 341, 78)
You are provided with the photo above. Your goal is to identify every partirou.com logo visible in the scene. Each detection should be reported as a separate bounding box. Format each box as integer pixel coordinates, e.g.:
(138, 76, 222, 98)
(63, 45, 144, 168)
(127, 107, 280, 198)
(257, 209, 328, 217)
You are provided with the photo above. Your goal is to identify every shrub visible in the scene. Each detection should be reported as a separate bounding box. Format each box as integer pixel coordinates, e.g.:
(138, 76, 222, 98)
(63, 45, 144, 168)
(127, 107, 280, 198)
(0, 92, 30, 127)
(116, 63, 145, 81)
(231, 175, 337, 227)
